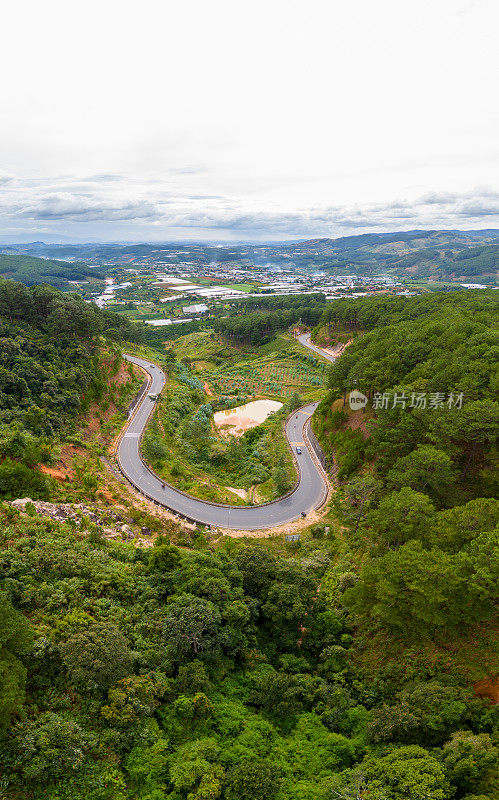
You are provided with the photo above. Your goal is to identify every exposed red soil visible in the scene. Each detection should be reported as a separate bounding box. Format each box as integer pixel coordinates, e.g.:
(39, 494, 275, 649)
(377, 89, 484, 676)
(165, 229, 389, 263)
(60, 443, 85, 462)
(37, 443, 84, 483)
(97, 489, 115, 502)
(35, 357, 140, 482)
(328, 397, 371, 439)
(474, 675, 499, 704)
(39, 465, 69, 482)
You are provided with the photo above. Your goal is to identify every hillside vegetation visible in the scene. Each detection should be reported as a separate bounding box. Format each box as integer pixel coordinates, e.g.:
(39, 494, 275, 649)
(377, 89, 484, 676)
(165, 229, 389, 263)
(0, 279, 139, 499)
(284, 231, 499, 283)
(2, 511, 498, 800)
(0, 253, 104, 290)
(137, 331, 325, 504)
(213, 294, 327, 345)
(0, 284, 497, 799)
(10, 229, 499, 283)
(312, 291, 498, 650)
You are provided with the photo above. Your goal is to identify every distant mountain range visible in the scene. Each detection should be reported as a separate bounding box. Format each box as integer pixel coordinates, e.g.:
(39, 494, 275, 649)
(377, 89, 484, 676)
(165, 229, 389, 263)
(1, 228, 498, 285)
(284, 229, 499, 282)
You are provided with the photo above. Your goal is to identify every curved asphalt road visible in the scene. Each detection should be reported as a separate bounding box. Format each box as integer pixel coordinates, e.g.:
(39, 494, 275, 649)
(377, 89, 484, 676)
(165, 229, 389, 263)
(298, 332, 338, 363)
(118, 340, 333, 529)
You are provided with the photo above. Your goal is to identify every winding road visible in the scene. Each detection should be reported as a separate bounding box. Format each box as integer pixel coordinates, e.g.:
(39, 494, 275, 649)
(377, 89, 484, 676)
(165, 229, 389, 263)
(117, 336, 335, 530)
(298, 332, 338, 363)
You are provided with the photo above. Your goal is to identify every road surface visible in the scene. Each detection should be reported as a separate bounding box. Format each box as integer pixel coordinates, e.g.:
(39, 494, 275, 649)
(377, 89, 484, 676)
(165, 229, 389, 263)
(117, 341, 334, 529)
(298, 332, 338, 363)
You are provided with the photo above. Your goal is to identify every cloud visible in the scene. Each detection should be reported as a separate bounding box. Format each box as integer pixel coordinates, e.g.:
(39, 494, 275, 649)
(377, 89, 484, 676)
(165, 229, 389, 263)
(0, 174, 498, 239)
(0, 171, 15, 186)
(455, 200, 499, 217)
(83, 173, 125, 183)
(168, 166, 208, 176)
(159, 188, 499, 235)
(15, 193, 160, 222)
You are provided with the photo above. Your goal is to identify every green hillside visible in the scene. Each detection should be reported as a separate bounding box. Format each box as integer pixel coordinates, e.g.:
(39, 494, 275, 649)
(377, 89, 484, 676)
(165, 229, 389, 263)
(312, 290, 498, 650)
(287, 231, 499, 282)
(0, 279, 140, 499)
(8, 229, 499, 283)
(0, 285, 497, 799)
(0, 253, 104, 290)
(393, 241, 499, 280)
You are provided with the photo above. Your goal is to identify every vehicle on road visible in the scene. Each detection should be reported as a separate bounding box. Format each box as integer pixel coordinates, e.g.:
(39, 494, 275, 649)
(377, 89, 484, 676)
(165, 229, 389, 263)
(119, 351, 328, 530)
(296, 446, 302, 454)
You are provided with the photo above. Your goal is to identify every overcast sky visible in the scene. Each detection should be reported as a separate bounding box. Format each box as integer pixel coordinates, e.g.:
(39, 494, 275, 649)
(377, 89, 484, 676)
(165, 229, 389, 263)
(1, 0, 498, 242)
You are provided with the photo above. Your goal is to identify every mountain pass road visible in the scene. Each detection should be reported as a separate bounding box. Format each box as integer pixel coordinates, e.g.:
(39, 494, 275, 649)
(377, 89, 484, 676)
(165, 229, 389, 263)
(117, 339, 334, 530)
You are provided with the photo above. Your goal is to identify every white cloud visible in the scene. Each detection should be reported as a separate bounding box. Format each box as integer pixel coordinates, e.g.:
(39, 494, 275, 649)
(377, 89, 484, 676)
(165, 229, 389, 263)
(0, 0, 497, 240)
(0, 171, 14, 185)
(18, 193, 160, 222)
(1, 174, 498, 239)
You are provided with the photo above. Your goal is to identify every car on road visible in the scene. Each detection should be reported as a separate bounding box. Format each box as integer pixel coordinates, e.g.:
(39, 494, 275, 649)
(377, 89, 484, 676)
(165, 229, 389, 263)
(120, 353, 327, 530)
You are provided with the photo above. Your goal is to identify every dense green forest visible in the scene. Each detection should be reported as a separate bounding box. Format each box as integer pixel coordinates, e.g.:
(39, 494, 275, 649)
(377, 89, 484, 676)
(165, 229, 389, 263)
(0, 254, 104, 290)
(0, 284, 497, 799)
(2, 512, 498, 800)
(0, 279, 140, 499)
(213, 295, 327, 345)
(394, 242, 499, 279)
(312, 291, 498, 639)
(230, 294, 327, 312)
(315, 290, 497, 334)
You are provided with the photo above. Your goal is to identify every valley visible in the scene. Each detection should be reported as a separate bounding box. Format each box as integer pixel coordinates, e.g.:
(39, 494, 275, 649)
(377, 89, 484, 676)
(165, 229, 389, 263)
(0, 277, 497, 800)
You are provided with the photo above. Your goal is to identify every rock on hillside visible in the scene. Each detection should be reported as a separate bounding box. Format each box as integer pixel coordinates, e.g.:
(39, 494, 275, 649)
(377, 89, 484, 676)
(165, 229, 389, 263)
(9, 498, 152, 546)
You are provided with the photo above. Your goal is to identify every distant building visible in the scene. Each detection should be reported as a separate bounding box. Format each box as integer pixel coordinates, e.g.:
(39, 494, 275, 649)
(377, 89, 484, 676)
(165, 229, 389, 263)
(144, 318, 196, 326)
(182, 304, 209, 314)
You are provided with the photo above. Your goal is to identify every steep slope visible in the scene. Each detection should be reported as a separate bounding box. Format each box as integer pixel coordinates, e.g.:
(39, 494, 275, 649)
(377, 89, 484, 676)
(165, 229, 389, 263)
(0, 253, 104, 289)
(0, 279, 140, 499)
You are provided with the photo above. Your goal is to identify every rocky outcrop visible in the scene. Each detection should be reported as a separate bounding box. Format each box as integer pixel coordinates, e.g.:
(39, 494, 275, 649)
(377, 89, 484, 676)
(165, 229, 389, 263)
(9, 498, 151, 546)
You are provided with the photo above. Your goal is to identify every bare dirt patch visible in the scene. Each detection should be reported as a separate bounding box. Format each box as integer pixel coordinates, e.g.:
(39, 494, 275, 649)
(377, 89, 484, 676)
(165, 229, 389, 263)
(225, 486, 250, 501)
(327, 396, 371, 439)
(36, 443, 83, 484)
(345, 407, 370, 438)
(324, 340, 352, 358)
(39, 465, 69, 483)
(474, 675, 499, 704)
